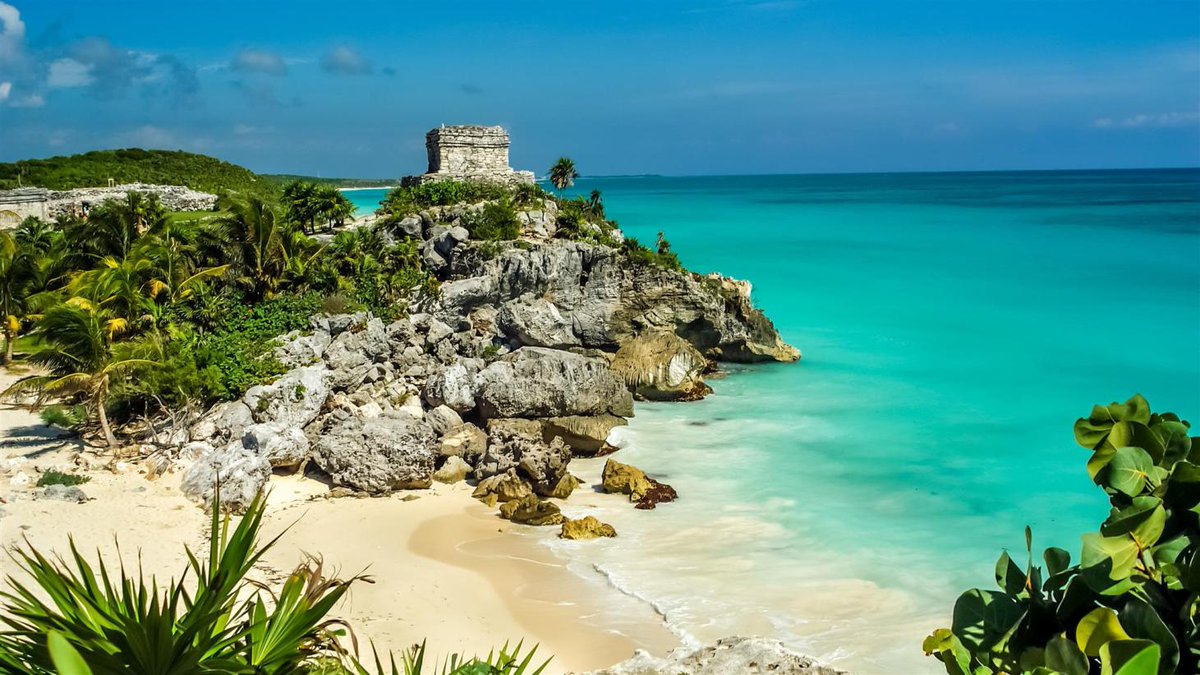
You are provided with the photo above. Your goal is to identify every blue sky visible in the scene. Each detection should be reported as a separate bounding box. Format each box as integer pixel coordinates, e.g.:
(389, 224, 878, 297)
(0, 1, 1197, 177)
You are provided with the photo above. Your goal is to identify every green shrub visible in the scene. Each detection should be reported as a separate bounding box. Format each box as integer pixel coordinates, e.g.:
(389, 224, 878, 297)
(462, 199, 520, 241)
(0, 492, 550, 674)
(35, 470, 90, 487)
(924, 394, 1199, 675)
(39, 404, 87, 431)
(621, 237, 682, 272)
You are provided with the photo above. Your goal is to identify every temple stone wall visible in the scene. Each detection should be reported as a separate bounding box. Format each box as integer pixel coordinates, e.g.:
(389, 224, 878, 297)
(0, 188, 51, 229)
(0, 184, 217, 226)
(404, 125, 534, 187)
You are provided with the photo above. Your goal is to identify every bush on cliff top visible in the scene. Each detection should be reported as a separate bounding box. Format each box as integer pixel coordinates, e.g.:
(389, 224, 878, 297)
(925, 394, 1200, 675)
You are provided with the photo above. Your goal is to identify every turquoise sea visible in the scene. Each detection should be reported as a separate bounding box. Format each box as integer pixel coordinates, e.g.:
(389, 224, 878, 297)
(359, 170, 1200, 673)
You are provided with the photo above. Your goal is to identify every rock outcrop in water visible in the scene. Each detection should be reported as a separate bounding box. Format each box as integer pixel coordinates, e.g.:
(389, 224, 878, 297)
(172, 189, 797, 521)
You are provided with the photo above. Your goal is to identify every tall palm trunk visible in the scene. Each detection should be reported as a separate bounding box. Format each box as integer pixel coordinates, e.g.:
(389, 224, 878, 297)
(95, 378, 117, 448)
(2, 326, 12, 366)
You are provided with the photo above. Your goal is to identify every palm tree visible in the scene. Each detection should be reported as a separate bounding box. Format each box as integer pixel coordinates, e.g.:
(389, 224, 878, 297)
(220, 197, 292, 299)
(586, 189, 605, 219)
(315, 184, 356, 232)
(0, 232, 35, 365)
(2, 302, 158, 447)
(548, 157, 578, 193)
(64, 192, 167, 262)
(282, 180, 320, 234)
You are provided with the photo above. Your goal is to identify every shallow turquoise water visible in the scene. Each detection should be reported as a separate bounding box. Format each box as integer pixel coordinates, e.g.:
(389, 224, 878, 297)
(344, 187, 392, 216)
(363, 171, 1200, 672)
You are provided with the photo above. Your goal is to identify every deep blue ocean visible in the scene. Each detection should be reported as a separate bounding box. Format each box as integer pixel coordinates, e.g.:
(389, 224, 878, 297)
(353, 170, 1200, 673)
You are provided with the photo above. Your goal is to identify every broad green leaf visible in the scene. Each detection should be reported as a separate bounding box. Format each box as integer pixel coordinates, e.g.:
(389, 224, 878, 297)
(1106, 447, 1155, 497)
(1076, 607, 1131, 657)
(1165, 461, 1200, 511)
(922, 628, 972, 675)
(1107, 422, 1165, 462)
(47, 631, 93, 675)
(1045, 633, 1089, 675)
(951, 589, 1023, 652)
(1081, 532, 1139, 594)
(1089, 447, 1118, 481)
(1153, 420, 1192, 465)
(1119, 597, 1179, 673)
(1044, 547, 1072, 577)
(1100, 496, 1165, 549)
(995, 550, 1027, 595)
(1100, 639, 1160, 675)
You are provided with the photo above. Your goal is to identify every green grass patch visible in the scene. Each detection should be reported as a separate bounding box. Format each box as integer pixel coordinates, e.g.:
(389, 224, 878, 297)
(36, 470, 91, 487)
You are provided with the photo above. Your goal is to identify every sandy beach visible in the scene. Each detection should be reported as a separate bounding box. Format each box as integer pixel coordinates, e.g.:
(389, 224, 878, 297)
(0, 371, 678, 674)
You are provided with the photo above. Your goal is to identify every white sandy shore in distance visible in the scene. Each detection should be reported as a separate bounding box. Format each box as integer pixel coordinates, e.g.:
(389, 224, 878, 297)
(0, 371, 678, 674)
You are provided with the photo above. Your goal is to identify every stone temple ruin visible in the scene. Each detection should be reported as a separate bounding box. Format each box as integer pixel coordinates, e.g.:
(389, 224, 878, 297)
(0, 183, 218, 229)
(402, 125, 535, 187)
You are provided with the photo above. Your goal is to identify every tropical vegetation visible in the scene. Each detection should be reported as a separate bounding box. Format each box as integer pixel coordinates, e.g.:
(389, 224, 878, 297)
(0, 493, 549, 674)
(0, 149, 279, 203)
(548, 157, 578, 192)
(925, 395, 1199, 675)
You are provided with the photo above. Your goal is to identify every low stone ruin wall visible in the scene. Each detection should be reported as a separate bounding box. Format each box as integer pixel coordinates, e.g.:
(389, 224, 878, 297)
(47, 183, 218, 218)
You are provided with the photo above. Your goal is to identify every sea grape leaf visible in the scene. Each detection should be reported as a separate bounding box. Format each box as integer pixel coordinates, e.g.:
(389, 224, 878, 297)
(1165, 461, 1200, 511)
(1099, 639, 1160, 675)
(1119, 597, 1179, 673)
(1106, 447, 1155, 497)
(1106, 422, 1165, 462)
(1100, 497, 1166, 549)
(1089, 447, 1118, 482)
(1045, 633, 1089, 675)
(923, 628, 972, 675)
(1081, 533, 1139, 594)
(1044, 547, 1071, 577)
(995, 550, 1027, 596)
(1076, 607, 1131, 657)
(1154, 420, 1192, 465)
(951, 589, 1023, 652)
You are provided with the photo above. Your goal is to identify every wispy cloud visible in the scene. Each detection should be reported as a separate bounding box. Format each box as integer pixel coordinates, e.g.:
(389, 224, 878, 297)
(0, 1, 23, 63)
(1093, 110, 1200, 129)
(322, 45, 371, 75)
(231, 48, 287, 76)
(47, 57, 93, 87)
(113, 124, 177, 148)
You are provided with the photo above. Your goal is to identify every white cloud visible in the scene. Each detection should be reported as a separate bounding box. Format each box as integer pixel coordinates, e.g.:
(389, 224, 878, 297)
(0, 80, 9, 101)
(231, 48, 287, 76)
(1093, 110, 1200, 129)
(322, 45, 371, 75)
(47, 58, 95, 88)
(0, 1, 24, 63)
(9, 92, 43, 108)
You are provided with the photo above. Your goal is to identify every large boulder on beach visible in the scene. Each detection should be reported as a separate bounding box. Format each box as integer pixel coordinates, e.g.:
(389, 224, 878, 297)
(242, 365, 330, 429)
(438, 422, 487, 460)
(241, 422, 309, 469)
(180, 442, 271, 512)
(541, 415, 627, 454)
(498, 494, 564, 526)
(310, 411, 438, 493)
(189, 400, 254, 444)
(474, 347, 633, 419)
(611, 332, 711, 401)
(472, 470, 535, 504)
(601, 458, 654, 501)
(474, 426, 572, 497)
(423, 363, 478, 413)
(582, 636, 847, 675)
(560, 516, 617, 540)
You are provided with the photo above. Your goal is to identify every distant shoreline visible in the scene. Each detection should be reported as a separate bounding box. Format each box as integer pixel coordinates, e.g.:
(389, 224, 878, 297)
(338, 186, 398, 192)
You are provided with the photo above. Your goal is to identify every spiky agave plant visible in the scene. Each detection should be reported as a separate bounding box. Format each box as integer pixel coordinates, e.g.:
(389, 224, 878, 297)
(0, 492, 551, 675)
